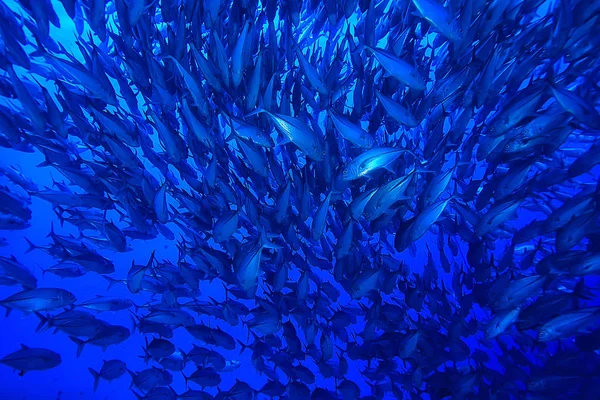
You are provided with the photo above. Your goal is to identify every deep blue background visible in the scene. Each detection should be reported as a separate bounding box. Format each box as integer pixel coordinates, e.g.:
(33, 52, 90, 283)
(0, 0, 595, 399)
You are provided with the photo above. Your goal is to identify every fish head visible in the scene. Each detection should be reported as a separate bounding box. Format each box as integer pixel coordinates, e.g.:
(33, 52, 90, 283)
(161, 370, 173, 382)
(527, 378, 545, 391)
(410, 70, 428, 91)
(363, 195, 383, 221)
(362, 206, 377, 221)
(537, 327, 553, 342)
(341, 161, 361, 181)
(502, 134, 527, 155)
(492, 295, 508, 310)
(0, 214, 30, 229)
(447, 22, 465, 44)
(62, 290, 77, 304)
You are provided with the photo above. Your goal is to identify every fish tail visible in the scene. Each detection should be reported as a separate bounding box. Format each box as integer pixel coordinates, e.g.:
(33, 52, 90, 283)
(102, 275, 120, 291)
(53, 206, 67, 228)
(34, 312, 48, 332)
(572, 278, 593, 303)
(24, 237, 38, 254)
(88, 367, 100, 392)
(146, 250, 156, 268)
(130, 313, 140, 333)
(181, 371, 189, 387)
(69, 335, 85, 358)
(127, 369, 137, 389)
(46, 221, 55, 239)
(131, 391, 143, 400)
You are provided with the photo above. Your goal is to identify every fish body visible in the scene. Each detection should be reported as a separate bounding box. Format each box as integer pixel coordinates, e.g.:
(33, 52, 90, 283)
(0, 288, 76, 313)
(0, 345, 61, 375)
(342, 147, 413, 181)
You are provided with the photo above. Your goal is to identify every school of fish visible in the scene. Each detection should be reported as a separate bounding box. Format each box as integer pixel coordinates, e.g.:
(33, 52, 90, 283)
(0, 0, 600, 399)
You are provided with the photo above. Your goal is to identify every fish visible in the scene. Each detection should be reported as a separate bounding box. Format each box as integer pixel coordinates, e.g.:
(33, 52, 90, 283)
(88, 359, 126, 392)
(0, 288, 76, 314)
(375, 91, 420, 128)
(0, 0, 598, 399)
(257, 110, 326, 161)
(365, 46, 427, 91)
(0, 255, 37, 288)
(0, 344, 61, 375)
(340, 147, 417, 181)
(69, 324, 130, 357)
(485, 307, 522, 339)
(77, 296, 134, 312)
(538, 307, 600, 341)
(327, 109, 375, 149)
(411, 0, 464, 43)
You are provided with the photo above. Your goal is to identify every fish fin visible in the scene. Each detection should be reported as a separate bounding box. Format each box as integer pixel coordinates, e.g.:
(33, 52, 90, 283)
(275, 136, 292, 147)
(130, 314, 140, 333)
(24, 237, 39, 254)
(69, 336, 85, 358)
(131, 391, 143, 400)
(46, 221, 55, 239)
(88, 368, 100, 392)
(245, 108, 266, 118)
(34, 312, 48, 332)
(572, 278, 593, 302)
(128, 369, 137, 389)
(35, 160, 53, 168)
(102, 275, 120, 291)
(146, 250, 156, 268)
(383, 164, 396, 173)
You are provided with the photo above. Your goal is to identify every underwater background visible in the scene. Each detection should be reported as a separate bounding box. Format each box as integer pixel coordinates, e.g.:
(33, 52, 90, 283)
(0, 0, 600, 399)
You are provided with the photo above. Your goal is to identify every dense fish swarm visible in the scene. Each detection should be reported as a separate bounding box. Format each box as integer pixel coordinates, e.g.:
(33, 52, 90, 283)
(0, 0, 600, 399)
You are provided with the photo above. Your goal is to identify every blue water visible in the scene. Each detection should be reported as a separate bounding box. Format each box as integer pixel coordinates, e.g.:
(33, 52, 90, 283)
(1, 0, 600, 399)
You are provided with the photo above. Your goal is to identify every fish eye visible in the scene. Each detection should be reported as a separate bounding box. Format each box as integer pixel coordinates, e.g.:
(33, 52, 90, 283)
(459, 28, 464, 34)
(528, 381, 539, 389)
(343, 169, 348, 175)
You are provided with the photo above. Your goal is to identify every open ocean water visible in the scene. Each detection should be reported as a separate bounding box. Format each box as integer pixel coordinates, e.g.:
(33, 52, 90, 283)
(0, 0, 600, 399)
